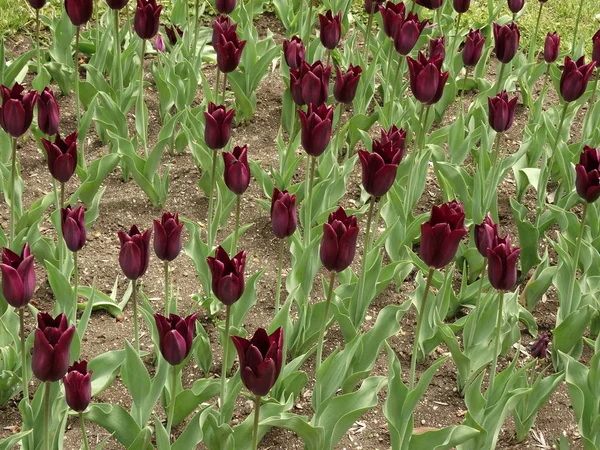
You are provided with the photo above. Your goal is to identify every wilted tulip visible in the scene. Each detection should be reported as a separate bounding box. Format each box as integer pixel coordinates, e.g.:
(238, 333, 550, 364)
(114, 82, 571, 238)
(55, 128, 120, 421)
(215, 0, 236, 14)
(298, 103, 334, 157)
(429, 36, 446, 60)
(493, 22, 520, 64)
(488, 90, 517, 133)
(487, 234, 520, 291)
(62, 205, 87, 253)
(106, 0, 129, 10)
(204, 102, 235, 150)
(0, 83, 37, 138)
(393, 12, 428, 56)
(320, 207, 359, 273)
(453, 0, 470, 13)
(271, 187, 297, 239)
(65, 0, 93, 26)
(154, 313, 199, 365)
(134, 0, 162, 40)
(231, 327, 283, 397)
(364, 0, 383, 13)
(507, 0, 524, 13)
(462, 28, 486, 67)
(530, 333, 550, 359)
(283, 36, 305, 70)
(575, 146, 600, 203)
(207, 246, 247, 306)
(560, 56, 596, 103)
(0, 244, 35, 309)
(164, 25, 183, 45)
(290, 61, 331, 106)
(544, 32, 560, 64)
(212, 16, 237, 48)
(41, 132, 78, 183)
(117, 225, 151, 280)
(420, 200, 468, 269)
(593, 30, 600, 66)
(379, 1, 406, 38)
(155, 34, 166, 52)
(64, 361, 92, 412)
(153, 212, 184, 262)
(216, 32, 246, 73)
(27, 0, 46, 9)
(474, 214, 498, 258)
(358, 128, 406, 197)
(318, 10, 342, 50)
(223, 145, 250, 195)
(32, 312, 75, 382)
(407, 52, 449, 105)
(37, 87, 59, 136)
(334, 64, 362, 104)
(414, 0, 443, 9)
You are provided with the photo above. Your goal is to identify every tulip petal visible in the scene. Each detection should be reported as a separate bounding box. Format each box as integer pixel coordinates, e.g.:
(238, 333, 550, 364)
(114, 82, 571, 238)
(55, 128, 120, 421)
(0, 264, 25, 308)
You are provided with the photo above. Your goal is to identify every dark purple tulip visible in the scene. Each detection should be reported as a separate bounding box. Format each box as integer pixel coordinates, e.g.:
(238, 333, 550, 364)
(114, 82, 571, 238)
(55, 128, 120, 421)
(407, 52, 449, 105)
(134, 0, 162, 40)
(154, 313, 199, 365)
(318, 10, 342, 50)
(65, 0, 93, 26)
(290, 61, 331, 106)
(560, 56, 596, 103)
(117, 225, 152, 280)
(64, 361, 92, 412)
(487, 234, 520, 291)
(0, 83, 37, 138)
(271, 187, 297, 239)
(0, 244, 35, 309)
(379, 1, 406, 38)
(206, 246, 247, 306)
(231, 327, 283, 397)
(212, 16, 237, 49)
(429, 36, 446, 60)
(414, 0, 443, 9)
(544, 32, 560, 64)
(420, 201, 468, 269)
(364, 0, 383, 13)
(530, 333, 550, 359)
(507, 0, 524, 13)
(32, 312, 75, 382)
(216, 33, 246, 73)
(106, 0, 129, 10)
(393, 12, 428, 56)
(298, 103, 334, 157)
(320, 207, 359, 273)
(283, 36, 306, 70)
(488, 90, 517, 133)
(378, 124, 406, 152)
(575, 146, 600, 203)
(37, 87, 60, 136)
(153, 212, 184, 262)
(462, 28, 486, 67)
(204, 102, 235, 150)
(453, 0, 470, 13)
(41, 132, 78, 183)
(27, 0, 46, 9)
(334, 64, 362, 104)
(474, 214, 498, 258)
(593, 30, 600, 66)
(222, 145, 250, 195)
(61, 205, 86, 253)
(215, 0, 236, 14)
(165, 25, 183, 45)
(493, 22, 520, 64)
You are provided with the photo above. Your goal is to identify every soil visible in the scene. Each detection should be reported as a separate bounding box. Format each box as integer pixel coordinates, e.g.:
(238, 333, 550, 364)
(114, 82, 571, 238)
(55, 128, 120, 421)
(0, 11, 589, 450)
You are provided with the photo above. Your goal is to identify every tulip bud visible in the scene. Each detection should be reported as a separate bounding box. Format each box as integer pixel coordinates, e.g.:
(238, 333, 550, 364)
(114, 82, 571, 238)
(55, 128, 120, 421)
(41, 132, 78, 183)
(0, 244, 35, 309)
(207, 246, 247, 306)
(290, 61, 331, 106)
(215, 0, 236, 14)
(320, 207, 359, 272)
(393, 12, 428, 56)
(223, 145, 250, 195)
(453, 0, 470, 13)
(0, 83, 38, 138)
(334, 64, 362, 104)
(414, 0, 443, 9)
(364, 0, 383, 13)
(318, 10, 342, 50)
(379, 1, 406, 39)
(155, 34, 166, 52)
(117, 225, 152, 280)
(283, 36, 306, 70)
(462, 28, 486, 67)
(429, 36, 446, 60)
(134, 0, 162, 40)
(487, 234, 520, 291)
(488, 90, 517, 133)
(32, 312, 76, 382)
(153, 212, 184, 262)
(216, 32, 247, 73)
(575, 146, 600, 203)
(298, 103, 334, 158)
(164, 25, 183, 45)
(530, 333, 550, 359)
(65, 0, 94, 26)
(64, 360, 92, 412)
(407, 52, 449, 105)
(212, 16, 237, 49)
(560, 56, 596, 103)
(420, 200, 468, 269)
(507, 0, 524, 13)
(593, 30, 600, 66)
(27, 0, 46, 9)
(154, 313, 199, 365)
(204, 102, 235, 150)
(62, 205, 87, 253)
(493, 22, 520, 64)
(544, 32, 560, 64)
(106, 0, 129, 10)
(474, 214, 498, 258)
(271, 187, 297, 239)
(37, 87, 60, 136)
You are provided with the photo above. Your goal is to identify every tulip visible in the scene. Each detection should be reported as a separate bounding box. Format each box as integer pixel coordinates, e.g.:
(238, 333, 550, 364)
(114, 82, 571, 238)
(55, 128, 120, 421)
(420, 200, 468, 269)
(64, 360, 92, 412)
(560, 56, 596, 103)
(154, 313, 199, 365)
(544, 32, 560, 64)
(0, 83, 37, 138)
(61, 205, 87, 253)
(212, 16, 237, 49)
(65, 0, 93, 26)
(290, 61, 331, 106)
(429, 36, 446, 60)
(223, 145, 250, 195)
(216, 32, 246, 73)
(106, 0, 129, 9)
(379, 124, 407, 151)
(453, 0, 470, 13)
(507, 0, 524, 13)
(407, 52, 449, 105)
(155, 34, 166, 52)
(320, 206, 359, 273)
(215, 0, 236, 14)
(134, 0, 162, 40)
(153, 212, 184, 262)
(318, 10, 342, 50)
(487, 234, 520, 291)
(204, 102, 235, 150)
(298, 103, 334, 157)
(530, 333, 550, 359)
(379, 1, 406, 38)
(575, 146, 600, 203)
(462, 28, 486, 67)
(37, 87, 60, 136)
(474, 214, 498, 258)
(231, 327, 283, 397)
(493, 22, 520, 64)
(334, 64, 362, 104)
(118, 225, 151, 280)
(164, 25, 183, 45)
(27, 0, 46, 8)
(271, 187, 297, 239)
(207, 246, 247, 306)
(41, 132, 78, 183)
(393, 12, 428, 56)
(0, 244, 35, 309)
(32, 312, 76, 382)
(414, 0, 443, 9)
(488, 90, 517, 133)
(283, 36, 306, 70)
(593, 30, 600, 66)
(364, 0, 383, 13)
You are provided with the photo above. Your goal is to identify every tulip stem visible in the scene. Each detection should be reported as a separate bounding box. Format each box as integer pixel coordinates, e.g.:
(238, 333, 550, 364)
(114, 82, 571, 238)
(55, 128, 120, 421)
(193, 0, 200, 60)
(252, 395, 261, 450)
(94, 0, 99, 53)
(565, 202, 588, 315)
(403, 105, 426, 222)
(207, 150, 218, 249)
(409, 266, 435, 390)
(166, 365, 177, 440)
(420, 106, 431, 151)
(52, 180, 63, 272)
(306, 0, 313, 49)
(132, 279, 140, 354)
(451, 13, 462, 70)
(466, 260, 487, 350)
(305, 156, 317, 247)
(249, 0, 255, 22)
(19, 307, 28, 403)
(335, 103, 346, 159)
(215, 69, 221, 103)
(353, 197, 374, 326)
(316, 270, 337, 372)
(9, 137, 16, 247)
(61, 181, 65, 209)
(495, 62, 505, 94)
(164, 260, 170, 315)
(583, 75, 599, 143)
(35, 9, 41, 76)
(44, 381, 51, 450)
(222, 72, 228, 105)
(275, 238, 285, 313)
(488, 290, 505, 397)
(571, 0, 585, 55)
(528, 2, 543, 64)
(79, 413, 90, 450)
(483, 132, 502, 214)
(363, 12, 374, 65)
(390, 54, 403, 119)
(74, 26, 83, 169)
(384, 42, 394, 103)
(139, 39, 147, 157)
(113, 9, 123, 104)
(74, 251, 79, 321)
(233, 195, 241, 253)
(459, 67, 470, 118)
(219, 304, 231, 424)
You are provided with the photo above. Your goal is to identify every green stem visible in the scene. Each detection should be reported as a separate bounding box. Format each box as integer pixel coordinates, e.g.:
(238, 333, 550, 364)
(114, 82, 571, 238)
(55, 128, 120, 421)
(79, 413, 89, 450)
(94, 0, 99, 52)
(384, 42, 395, 103)
(52, 181, 62, 272)
(275, 238, 285, 313)
(538, 64, 550, 103)
(215, 68, 221, 103)
(335, 103, 346, 159)
(287, 113, 296, 157)
(164, 260, 169, 315)
(207, 150, 218, 249)
(61, 181, 65, 209)
(219, 305, 231, 423)
(139, 39, 147, 157)
(488, 290, 505, 396)
(529, 358, 537, 386)
(222, 71, 228, 105)
(305, 156, 317, 247)
(363, 12, 374, 64)
(9, 137, 16, 247)
(528, 2, 543, 64)
(584, 75, 599, 143)
(299, 0, 305, 45)
(252, 395, 261, 450)
(316, 271, 337, 371)
(467, 260, 487, 347)
(354, 198, 375, 325)
(403, 105, 426, 221)
(306, 0, 313, 47)
(565, 202, 588, 313)
(571, 0, 585, 55)
(409, 266, 435, 390)
(249, 0, 255, 22)
(113, 9, 123, 103)
(133, 279, 139, 354)
(193, 0, 200, 59)
(19, 307, 28, 403)
(495, 62, 505, 94)
(420, 106, 432, 150)
(36, 9, 41, 76)
(74, 27, 83, 169)
(370, 197, 382, 248)
(44, 381, 51, 450)
(73, 251, 79, 321)
(390, 54, 403, 118)
(166, 365, 177, 439)
(459, 67, 470, 117)
(233, 195, 241, 254)
(452, 13, 462, 68)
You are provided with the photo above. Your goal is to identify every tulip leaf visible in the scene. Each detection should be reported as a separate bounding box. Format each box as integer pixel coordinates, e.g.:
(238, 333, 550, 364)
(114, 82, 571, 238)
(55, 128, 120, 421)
(84, 404, 145, 449)
(0, 429, 32, 450)
(121, 341, 151, 426)
(173, 378, 220, 426)
(260, 414, 325, 450)
(88, 349, 126, 396)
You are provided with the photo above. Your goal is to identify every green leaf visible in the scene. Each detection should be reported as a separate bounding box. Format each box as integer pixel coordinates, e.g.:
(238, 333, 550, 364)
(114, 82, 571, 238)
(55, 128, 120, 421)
(409, 425, 480, 450)
(84, 404, 144, 448)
